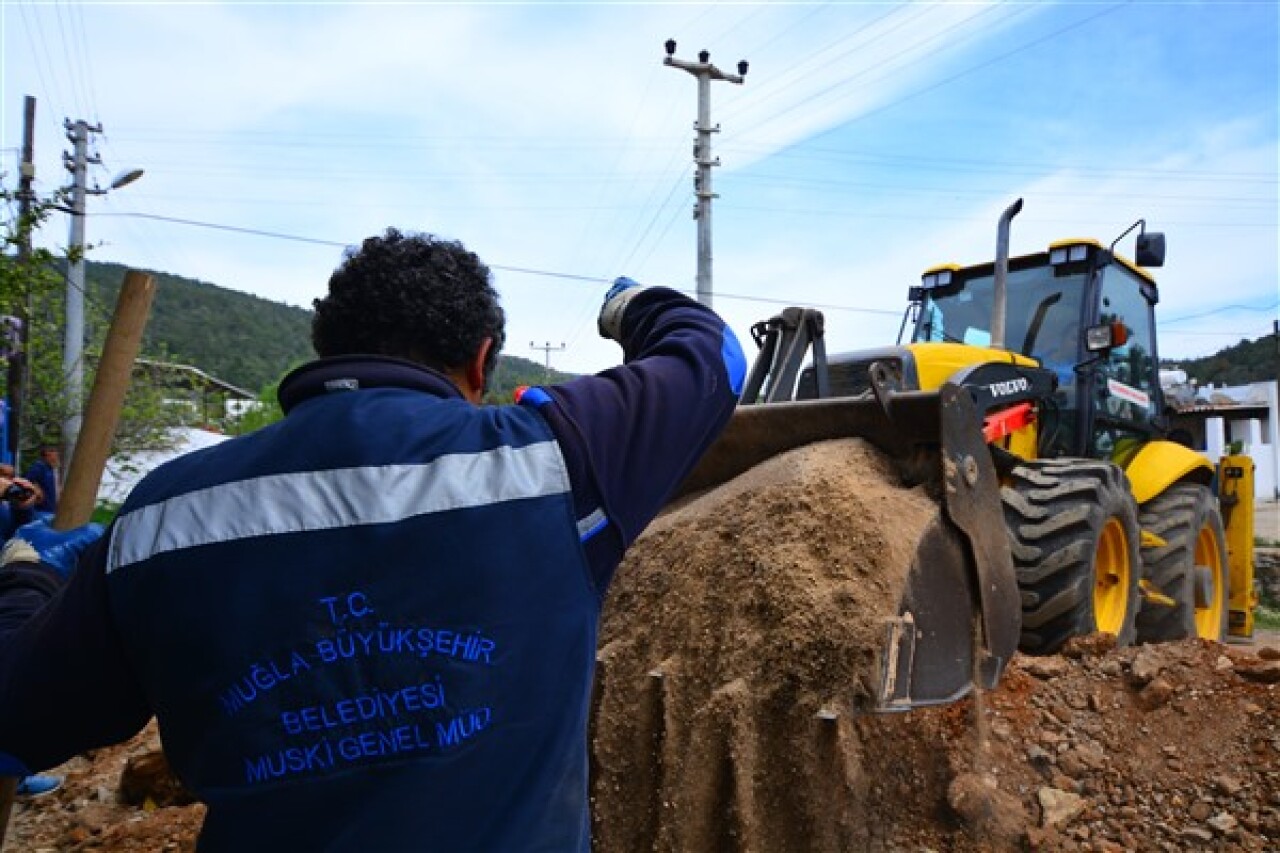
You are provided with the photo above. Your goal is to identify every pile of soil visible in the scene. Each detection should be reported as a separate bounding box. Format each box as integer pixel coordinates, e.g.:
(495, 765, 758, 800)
(8, 439, 1279, 851)
(591, 439, 939, 851)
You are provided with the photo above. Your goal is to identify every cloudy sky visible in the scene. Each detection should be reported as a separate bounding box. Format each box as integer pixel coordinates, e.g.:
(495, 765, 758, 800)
(2, 0, 1276, 378)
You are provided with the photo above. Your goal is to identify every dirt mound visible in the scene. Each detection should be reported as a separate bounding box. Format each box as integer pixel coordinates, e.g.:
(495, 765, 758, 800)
(591, 438, 938, 851)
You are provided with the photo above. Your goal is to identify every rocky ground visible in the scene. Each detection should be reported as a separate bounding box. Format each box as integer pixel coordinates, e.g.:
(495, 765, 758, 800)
(5, 634, 1278, 852)
(5, 722, 203, 852)
(932, 635, 1280, 852)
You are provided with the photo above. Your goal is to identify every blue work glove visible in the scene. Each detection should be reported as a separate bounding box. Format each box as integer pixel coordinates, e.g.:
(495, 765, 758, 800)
(6, 517, 105, 579)
(598, 276, 647, 342)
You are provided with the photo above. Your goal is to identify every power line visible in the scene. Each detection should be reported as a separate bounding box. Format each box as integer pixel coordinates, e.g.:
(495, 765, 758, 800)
(737, 0, 833, 61)
(1161, 301, 1280, 326)
(612, 165, 692, 276)
(723, 175, 1276, 210)
(92, 210, 902, 317)
(718, 204, 1277, 229)
(87, 210, 1277, 325)
(14, 1, 71, 123)
(97, 211, 350, 248)
(727, 0, 1021, 130)
(1160, 328, 1275, 338)
(732, 162, 1280, 189)
(70, 0, 102, 122)
(51, 0, 90, 120)
(721, 1, 923, 122)
(743, 144, 1279, 184)
(728, 3, 1127, 148)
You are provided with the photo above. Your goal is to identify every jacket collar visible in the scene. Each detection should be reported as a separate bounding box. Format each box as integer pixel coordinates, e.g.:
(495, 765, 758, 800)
(277, 355, 464, 414)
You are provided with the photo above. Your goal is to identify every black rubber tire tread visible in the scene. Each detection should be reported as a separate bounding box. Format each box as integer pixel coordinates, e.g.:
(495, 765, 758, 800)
(1135, 482, 1228, 643)
(1000, 458, 1141, 655)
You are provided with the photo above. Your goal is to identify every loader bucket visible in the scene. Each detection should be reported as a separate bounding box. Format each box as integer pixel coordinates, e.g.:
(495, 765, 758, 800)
(672, 383, 1020, 711)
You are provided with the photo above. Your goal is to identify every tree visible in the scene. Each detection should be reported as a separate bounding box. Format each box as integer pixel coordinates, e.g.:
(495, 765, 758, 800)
(2, 184, 183, 474)
(229, 379, 286, 436)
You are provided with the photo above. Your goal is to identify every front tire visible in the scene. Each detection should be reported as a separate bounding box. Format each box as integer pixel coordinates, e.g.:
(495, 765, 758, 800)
(1135, 483, 1228, 643)
(1001, 459, 1141, 654)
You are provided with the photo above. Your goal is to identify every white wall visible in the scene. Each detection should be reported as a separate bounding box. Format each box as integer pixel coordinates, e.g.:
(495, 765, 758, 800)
(1266, 381, 1280, 500)
(1201, 384, 1279, 501)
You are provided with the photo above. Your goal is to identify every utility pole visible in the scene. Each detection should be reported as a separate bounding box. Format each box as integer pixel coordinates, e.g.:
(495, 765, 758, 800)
(62, 118, 101, 469)
(61, 119, 143, 469)
(530, 341, 566, 382)
(5, 96, 37, 467)
(663, 38, 747, 310)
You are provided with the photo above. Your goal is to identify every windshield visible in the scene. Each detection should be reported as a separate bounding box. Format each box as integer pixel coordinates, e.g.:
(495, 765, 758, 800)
(912, 266, 1088, 363)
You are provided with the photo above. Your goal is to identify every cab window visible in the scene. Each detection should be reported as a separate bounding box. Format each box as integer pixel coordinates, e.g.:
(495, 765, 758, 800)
(1090, 264, 1159, 458)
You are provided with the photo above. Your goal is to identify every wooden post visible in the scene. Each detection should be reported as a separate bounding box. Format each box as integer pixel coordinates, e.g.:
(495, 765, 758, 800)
(0, 270, 155, 849)
(53, 270, 156, 530)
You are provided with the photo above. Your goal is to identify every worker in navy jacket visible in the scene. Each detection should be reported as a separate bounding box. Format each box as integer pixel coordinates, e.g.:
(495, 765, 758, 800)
(0, 228, 745, 851)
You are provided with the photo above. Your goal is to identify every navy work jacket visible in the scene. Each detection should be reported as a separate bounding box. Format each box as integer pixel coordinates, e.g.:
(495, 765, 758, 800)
(0, 286, 745, 851)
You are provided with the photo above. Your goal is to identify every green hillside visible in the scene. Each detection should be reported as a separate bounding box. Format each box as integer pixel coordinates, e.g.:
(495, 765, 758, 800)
(85, 260, 574, 398)
(86, 261, 313, 392)
(1164, 332, 1279, 387)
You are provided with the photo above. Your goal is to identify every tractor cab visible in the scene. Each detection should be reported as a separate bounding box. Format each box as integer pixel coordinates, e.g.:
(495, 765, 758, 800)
(905, 233, 1167, 462)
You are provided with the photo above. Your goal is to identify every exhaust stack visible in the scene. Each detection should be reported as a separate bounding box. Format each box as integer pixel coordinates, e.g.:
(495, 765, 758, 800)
(990, 198, 1024, 351)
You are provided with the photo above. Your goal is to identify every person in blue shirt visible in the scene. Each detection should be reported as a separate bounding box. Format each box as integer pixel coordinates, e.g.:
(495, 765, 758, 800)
(0, 228, 745, 851)
(21, 446, 59, 514)
(0, 467, 38, 541)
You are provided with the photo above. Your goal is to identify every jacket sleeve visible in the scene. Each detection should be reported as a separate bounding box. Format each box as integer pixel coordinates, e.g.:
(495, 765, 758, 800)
(523, 287, 744, 589)
(0, 532, 152, 775)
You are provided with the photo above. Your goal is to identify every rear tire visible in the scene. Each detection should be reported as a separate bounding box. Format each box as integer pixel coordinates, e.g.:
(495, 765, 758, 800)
(1001, 459, 1141, 654)
(1135, 483, 1228, 643)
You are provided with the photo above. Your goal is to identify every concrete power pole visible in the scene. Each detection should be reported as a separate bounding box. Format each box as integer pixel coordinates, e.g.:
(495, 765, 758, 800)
(663, 39, 747, 309)
(530, 341, 566, 382)
(60, 119, 143, 468)
(62, 118, 102, 468)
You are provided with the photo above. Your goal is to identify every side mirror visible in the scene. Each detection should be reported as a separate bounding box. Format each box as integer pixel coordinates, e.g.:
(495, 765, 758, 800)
(1135, 232, 1165, 267)
(1085, 321, 1129, 353)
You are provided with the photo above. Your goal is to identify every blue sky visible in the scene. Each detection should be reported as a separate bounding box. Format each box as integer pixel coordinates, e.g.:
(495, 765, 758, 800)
(2, 0, 1276, 378)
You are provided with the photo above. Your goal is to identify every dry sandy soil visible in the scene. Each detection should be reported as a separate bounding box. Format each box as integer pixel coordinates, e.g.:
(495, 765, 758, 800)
(7, 440, 1279, 852)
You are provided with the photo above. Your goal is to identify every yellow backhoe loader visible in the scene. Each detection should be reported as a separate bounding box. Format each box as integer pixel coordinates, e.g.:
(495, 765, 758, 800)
(675, 200, 1258, 711)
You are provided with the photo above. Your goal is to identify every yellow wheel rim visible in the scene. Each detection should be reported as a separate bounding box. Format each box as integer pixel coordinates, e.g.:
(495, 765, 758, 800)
(1093, 518, 1131, 634)
(1193, 523, 1226, 639)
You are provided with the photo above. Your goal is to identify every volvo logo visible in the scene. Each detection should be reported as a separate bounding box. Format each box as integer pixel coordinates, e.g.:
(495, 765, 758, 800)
(988, 377, 1030, 397)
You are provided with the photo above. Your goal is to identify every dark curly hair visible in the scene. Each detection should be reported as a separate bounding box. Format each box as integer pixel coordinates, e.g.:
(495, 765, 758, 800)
(312, 229, 506, 379)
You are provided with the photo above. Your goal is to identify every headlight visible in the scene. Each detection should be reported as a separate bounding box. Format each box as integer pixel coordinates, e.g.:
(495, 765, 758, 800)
(1051, 245, 1089, 265)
